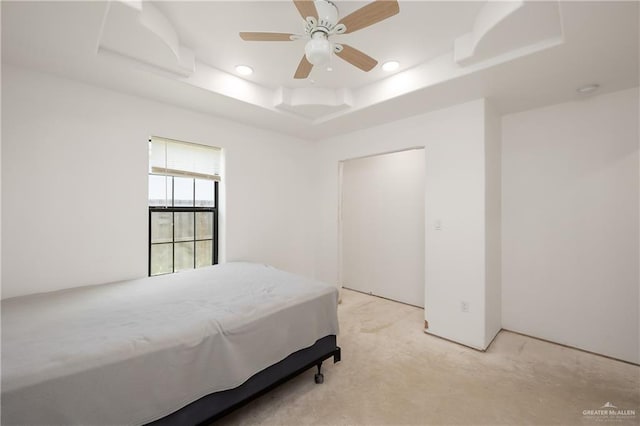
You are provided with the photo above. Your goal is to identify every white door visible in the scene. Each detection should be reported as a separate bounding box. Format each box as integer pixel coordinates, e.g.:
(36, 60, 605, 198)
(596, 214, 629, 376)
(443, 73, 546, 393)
(340, 149, 425, 307)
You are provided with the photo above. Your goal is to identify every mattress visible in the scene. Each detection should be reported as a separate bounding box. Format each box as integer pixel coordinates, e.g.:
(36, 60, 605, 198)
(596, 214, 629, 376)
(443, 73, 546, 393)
(1, 262, 339, 426)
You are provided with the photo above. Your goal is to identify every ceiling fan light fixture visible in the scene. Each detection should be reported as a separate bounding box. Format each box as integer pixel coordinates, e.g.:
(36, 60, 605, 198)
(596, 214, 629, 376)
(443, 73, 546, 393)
(305, 33, 331, 66)
(235, 65, 253, 75)
(382, 61, 400, 72)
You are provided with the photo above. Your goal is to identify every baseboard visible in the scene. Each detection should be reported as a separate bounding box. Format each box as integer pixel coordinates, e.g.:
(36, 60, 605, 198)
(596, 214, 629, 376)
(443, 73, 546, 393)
(342, 287, 424, 309)
(484, 327, 501, 350)
(423, 329, 488, 352)
(502, 329, 640, 367)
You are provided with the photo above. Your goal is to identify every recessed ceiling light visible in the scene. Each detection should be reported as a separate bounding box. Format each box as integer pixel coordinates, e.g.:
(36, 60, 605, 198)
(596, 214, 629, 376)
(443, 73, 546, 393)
(382, 61, 400, 72)
(576, 84, 599, 94)
(235, 65, 253, 76)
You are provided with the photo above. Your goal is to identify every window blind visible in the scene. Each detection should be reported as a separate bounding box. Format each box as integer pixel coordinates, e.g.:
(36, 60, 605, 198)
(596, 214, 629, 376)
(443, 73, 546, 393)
(149, 136, 222, 181)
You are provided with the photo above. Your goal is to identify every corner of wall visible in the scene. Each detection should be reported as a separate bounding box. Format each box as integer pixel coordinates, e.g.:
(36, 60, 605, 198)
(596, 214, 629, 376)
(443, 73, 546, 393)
(484, 99, 503, 348)
(0, 12, 3, 299)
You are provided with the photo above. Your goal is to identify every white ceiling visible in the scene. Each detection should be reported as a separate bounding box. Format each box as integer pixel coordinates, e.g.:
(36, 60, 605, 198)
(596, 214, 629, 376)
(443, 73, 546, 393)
(1, 1, 638, 140)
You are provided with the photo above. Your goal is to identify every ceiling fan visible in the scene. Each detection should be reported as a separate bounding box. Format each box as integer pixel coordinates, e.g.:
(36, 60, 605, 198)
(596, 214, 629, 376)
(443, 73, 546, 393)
(239, 0, 400, 79)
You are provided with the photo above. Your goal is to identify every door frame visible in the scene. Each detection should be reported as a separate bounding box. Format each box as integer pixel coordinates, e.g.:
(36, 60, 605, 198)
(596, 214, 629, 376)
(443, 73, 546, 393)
(337, 146, 425, 305)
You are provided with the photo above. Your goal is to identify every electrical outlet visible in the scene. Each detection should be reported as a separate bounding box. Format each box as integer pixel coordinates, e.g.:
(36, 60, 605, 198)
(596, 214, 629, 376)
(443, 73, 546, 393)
(461, 301, 469, 313)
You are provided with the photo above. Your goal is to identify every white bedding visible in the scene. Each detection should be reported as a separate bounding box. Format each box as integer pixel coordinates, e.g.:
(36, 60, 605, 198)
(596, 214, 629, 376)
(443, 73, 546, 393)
(1, 262, 339, 425)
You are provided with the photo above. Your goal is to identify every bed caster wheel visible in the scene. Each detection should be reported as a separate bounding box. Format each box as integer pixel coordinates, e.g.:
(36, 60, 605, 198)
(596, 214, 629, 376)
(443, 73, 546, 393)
(314, 373, 324, 384)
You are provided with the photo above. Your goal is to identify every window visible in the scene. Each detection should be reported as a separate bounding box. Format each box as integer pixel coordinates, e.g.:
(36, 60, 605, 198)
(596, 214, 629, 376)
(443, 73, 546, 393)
(148, 137, 221, 276)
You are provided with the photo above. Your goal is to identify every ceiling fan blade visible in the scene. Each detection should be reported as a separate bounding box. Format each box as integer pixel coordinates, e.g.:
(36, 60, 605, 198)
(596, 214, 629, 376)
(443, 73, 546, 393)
(338, 0, 399, 34)
(239, 32, 296, 41)
(293, 0, 318, 20)
(294, 55, 313, 79)
(335, 44, 378, 72)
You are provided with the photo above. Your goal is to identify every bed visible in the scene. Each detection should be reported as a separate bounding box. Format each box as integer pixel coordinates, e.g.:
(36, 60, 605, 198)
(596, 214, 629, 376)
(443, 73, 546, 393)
(1, 262, 341, 425)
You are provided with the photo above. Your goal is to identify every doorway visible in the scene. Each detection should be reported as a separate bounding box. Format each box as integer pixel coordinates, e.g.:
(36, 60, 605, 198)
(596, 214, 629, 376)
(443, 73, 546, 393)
(340, 148, 425, 307)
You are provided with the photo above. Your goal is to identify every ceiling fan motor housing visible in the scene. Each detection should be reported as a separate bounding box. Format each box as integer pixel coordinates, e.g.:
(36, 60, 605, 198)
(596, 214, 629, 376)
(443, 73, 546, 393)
(315, 0, 338, 29)
(304, 0, 340, 36)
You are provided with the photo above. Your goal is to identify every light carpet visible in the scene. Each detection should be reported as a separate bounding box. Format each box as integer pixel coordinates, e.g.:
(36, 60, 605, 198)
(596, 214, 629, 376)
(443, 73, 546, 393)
(215, 288, 639, 425)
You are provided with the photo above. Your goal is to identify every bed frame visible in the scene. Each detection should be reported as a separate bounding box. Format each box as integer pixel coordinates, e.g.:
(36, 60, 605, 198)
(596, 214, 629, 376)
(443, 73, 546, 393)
(148, 335, 341, 425)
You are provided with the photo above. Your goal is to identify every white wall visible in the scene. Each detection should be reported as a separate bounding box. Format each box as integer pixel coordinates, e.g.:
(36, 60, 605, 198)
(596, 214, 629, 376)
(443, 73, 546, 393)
(1, 65, 315, 299)
(315, 99, 493, 349)
(341, 149, 425, 307)
(502, 87, 639, 364)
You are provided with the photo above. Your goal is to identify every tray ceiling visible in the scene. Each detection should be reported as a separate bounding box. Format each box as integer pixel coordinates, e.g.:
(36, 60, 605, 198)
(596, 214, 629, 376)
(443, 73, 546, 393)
(2, 1, 638, 140)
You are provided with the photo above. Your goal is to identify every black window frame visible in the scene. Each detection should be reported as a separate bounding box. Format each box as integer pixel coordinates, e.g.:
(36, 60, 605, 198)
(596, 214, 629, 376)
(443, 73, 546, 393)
(148, 179, 219, 276)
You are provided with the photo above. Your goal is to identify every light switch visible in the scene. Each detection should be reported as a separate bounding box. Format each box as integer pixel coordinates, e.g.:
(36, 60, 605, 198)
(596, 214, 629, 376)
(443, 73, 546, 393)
(434, 220, 442, 230)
